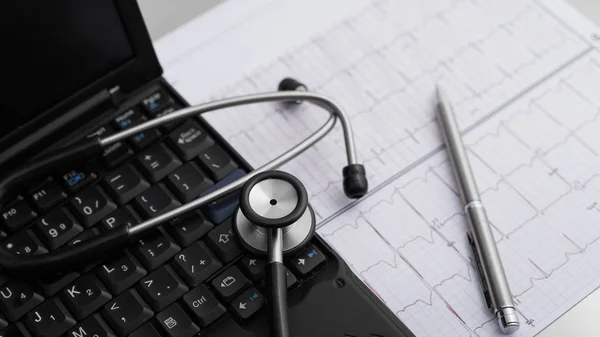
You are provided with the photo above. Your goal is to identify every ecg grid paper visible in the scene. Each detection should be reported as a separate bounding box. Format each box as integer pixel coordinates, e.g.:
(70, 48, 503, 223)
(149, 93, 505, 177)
(163, 0, 600, 336)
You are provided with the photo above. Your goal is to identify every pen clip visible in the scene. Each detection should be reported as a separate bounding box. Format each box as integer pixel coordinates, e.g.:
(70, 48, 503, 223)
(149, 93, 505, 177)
(468, 233, 494, 312)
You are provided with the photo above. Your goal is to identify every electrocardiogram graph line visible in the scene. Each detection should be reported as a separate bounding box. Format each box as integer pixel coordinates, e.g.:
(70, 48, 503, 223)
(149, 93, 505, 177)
(320, 52, 600, 335)
(221, 2, 573, 148)
(318, 46, 593, 229)
(203, 2, 593, 234)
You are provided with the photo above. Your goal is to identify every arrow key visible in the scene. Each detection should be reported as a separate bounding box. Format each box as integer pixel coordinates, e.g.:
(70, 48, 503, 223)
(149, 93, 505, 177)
(239, 256, 265, 282)
(289, 244, 326, 277)
(231, 287, 264, 321)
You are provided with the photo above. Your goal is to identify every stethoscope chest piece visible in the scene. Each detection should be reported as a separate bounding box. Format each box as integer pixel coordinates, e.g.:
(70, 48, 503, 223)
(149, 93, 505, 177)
(233, 170, 315, 256)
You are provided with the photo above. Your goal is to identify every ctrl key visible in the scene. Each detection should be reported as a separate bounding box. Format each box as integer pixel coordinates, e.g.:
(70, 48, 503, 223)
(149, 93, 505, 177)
(181, 285, 226, 327)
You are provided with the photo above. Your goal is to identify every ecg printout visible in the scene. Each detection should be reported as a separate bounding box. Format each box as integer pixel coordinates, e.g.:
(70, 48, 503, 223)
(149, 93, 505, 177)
(157, 0, 600, 336)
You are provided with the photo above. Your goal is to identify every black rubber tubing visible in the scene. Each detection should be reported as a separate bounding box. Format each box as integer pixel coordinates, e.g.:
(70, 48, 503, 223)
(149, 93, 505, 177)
(0, 137, 104, 207)
(267, 261, 290, 337)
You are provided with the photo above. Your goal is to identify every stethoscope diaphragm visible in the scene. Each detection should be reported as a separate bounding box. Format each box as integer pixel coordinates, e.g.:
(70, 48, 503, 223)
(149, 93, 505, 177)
(233, 171, 315, 256)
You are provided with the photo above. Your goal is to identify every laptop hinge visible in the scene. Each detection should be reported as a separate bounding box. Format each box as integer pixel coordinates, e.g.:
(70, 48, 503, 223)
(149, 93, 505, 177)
(0, 86, 123, 169)
(109, 85, 125, 106)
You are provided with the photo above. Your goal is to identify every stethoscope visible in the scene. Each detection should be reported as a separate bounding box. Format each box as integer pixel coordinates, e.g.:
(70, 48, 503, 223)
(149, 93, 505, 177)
(0, 78, 368, 337)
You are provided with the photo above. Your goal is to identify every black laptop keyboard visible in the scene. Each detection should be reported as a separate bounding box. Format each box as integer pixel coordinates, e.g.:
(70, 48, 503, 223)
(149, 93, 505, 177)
(0, 88, 327, 337)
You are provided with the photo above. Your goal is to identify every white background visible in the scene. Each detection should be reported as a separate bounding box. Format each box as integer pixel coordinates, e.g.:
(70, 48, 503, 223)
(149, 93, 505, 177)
(136, 1, 600, 336)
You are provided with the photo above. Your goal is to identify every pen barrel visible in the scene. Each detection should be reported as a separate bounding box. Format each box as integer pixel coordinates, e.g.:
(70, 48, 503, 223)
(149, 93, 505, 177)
(435, 102, 480, 205)
(466, 204, 519, 333)
(465, 204, 515, 309)
(436, 91, 519, 333)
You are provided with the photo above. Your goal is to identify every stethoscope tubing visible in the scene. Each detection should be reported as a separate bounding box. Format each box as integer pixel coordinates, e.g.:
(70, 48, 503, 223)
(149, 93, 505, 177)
(0, 91, 357, 275)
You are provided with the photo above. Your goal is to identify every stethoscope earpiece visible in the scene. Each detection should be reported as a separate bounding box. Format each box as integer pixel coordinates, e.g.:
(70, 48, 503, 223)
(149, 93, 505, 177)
(233, 170, 315, 256)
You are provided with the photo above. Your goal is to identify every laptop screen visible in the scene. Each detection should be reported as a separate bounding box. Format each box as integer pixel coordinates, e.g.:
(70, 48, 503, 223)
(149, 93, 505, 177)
(1, 0, 134, 138)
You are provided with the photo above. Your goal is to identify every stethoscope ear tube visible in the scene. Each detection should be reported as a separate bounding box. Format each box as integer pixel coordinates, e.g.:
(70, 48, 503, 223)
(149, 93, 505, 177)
(0, 225, 132, 276)
(0, 137, 104, 207)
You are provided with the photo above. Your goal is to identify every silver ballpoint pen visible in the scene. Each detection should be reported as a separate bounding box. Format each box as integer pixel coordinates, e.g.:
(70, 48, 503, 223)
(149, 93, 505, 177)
(435, 86, 520, 334)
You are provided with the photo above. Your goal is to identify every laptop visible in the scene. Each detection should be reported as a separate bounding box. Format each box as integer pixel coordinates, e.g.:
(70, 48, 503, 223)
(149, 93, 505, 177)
(0, 1, 415, 336)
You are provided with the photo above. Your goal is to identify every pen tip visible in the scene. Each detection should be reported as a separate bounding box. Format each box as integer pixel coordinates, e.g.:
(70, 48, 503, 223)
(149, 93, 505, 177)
(435, 85, 448, 105)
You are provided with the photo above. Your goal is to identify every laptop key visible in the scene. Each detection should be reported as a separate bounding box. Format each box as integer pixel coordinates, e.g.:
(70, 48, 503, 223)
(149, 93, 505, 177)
(67, 227, 101, 272)
(34, 207, 83, 250)
(130, 128, 161, 151)
(70, 186, 117, 227)
(211, 266, 250, 302)
(260, 267, 298, 289)
(0, 281, 44, 321)
(132, 228, 180, 270)
(0, 316, 6, 331)
(100, 206, 141, 231)
(290, 244, 326, 277)
(239, 256, 265, 282)
(86, 124, 114, 139)
(206, 218, 242, 263)
(201, 169, 245, 224)
(166, 210, 213, 247)
(103, 165, 150, 205)
(141, 89, 171, 116)
(67, 228, 100, 246)
(102, 289, 153, 337)
(136, 144, 182, 183)
(60, 166, 97, 193)
(166, 162, 213, 203)
(36, 271, 79, 297)
(172, 242, 222, 286)
(2, 230, 47, 255)
(181, 284, 226, 327)
(29, 180, 66, 212)
(129, 322, 161, 337)
(24, 298, 76, 337)
(155, 303, 200, 337)
(1, 197, 36, 232)
(0, 323, 29, 337)
(61, 274, 112, 320)
(101, 142, 134, 169)
(285, 268, 298, 288)
(114, 107, 144, 130)
(231, 287, 264, 321)
(197, 145, 238, 181)
(152, 105, 183, 132)
(168, 120, 215, 161)
(67, 314, 116, 337)
(138, 265, 188, 311)
(96, 251, 147, 295)
(133, 184, 181, 219)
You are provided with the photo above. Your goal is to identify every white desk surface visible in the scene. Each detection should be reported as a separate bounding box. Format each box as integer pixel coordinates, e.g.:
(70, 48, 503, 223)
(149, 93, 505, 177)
(137, 1, 600, 336)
